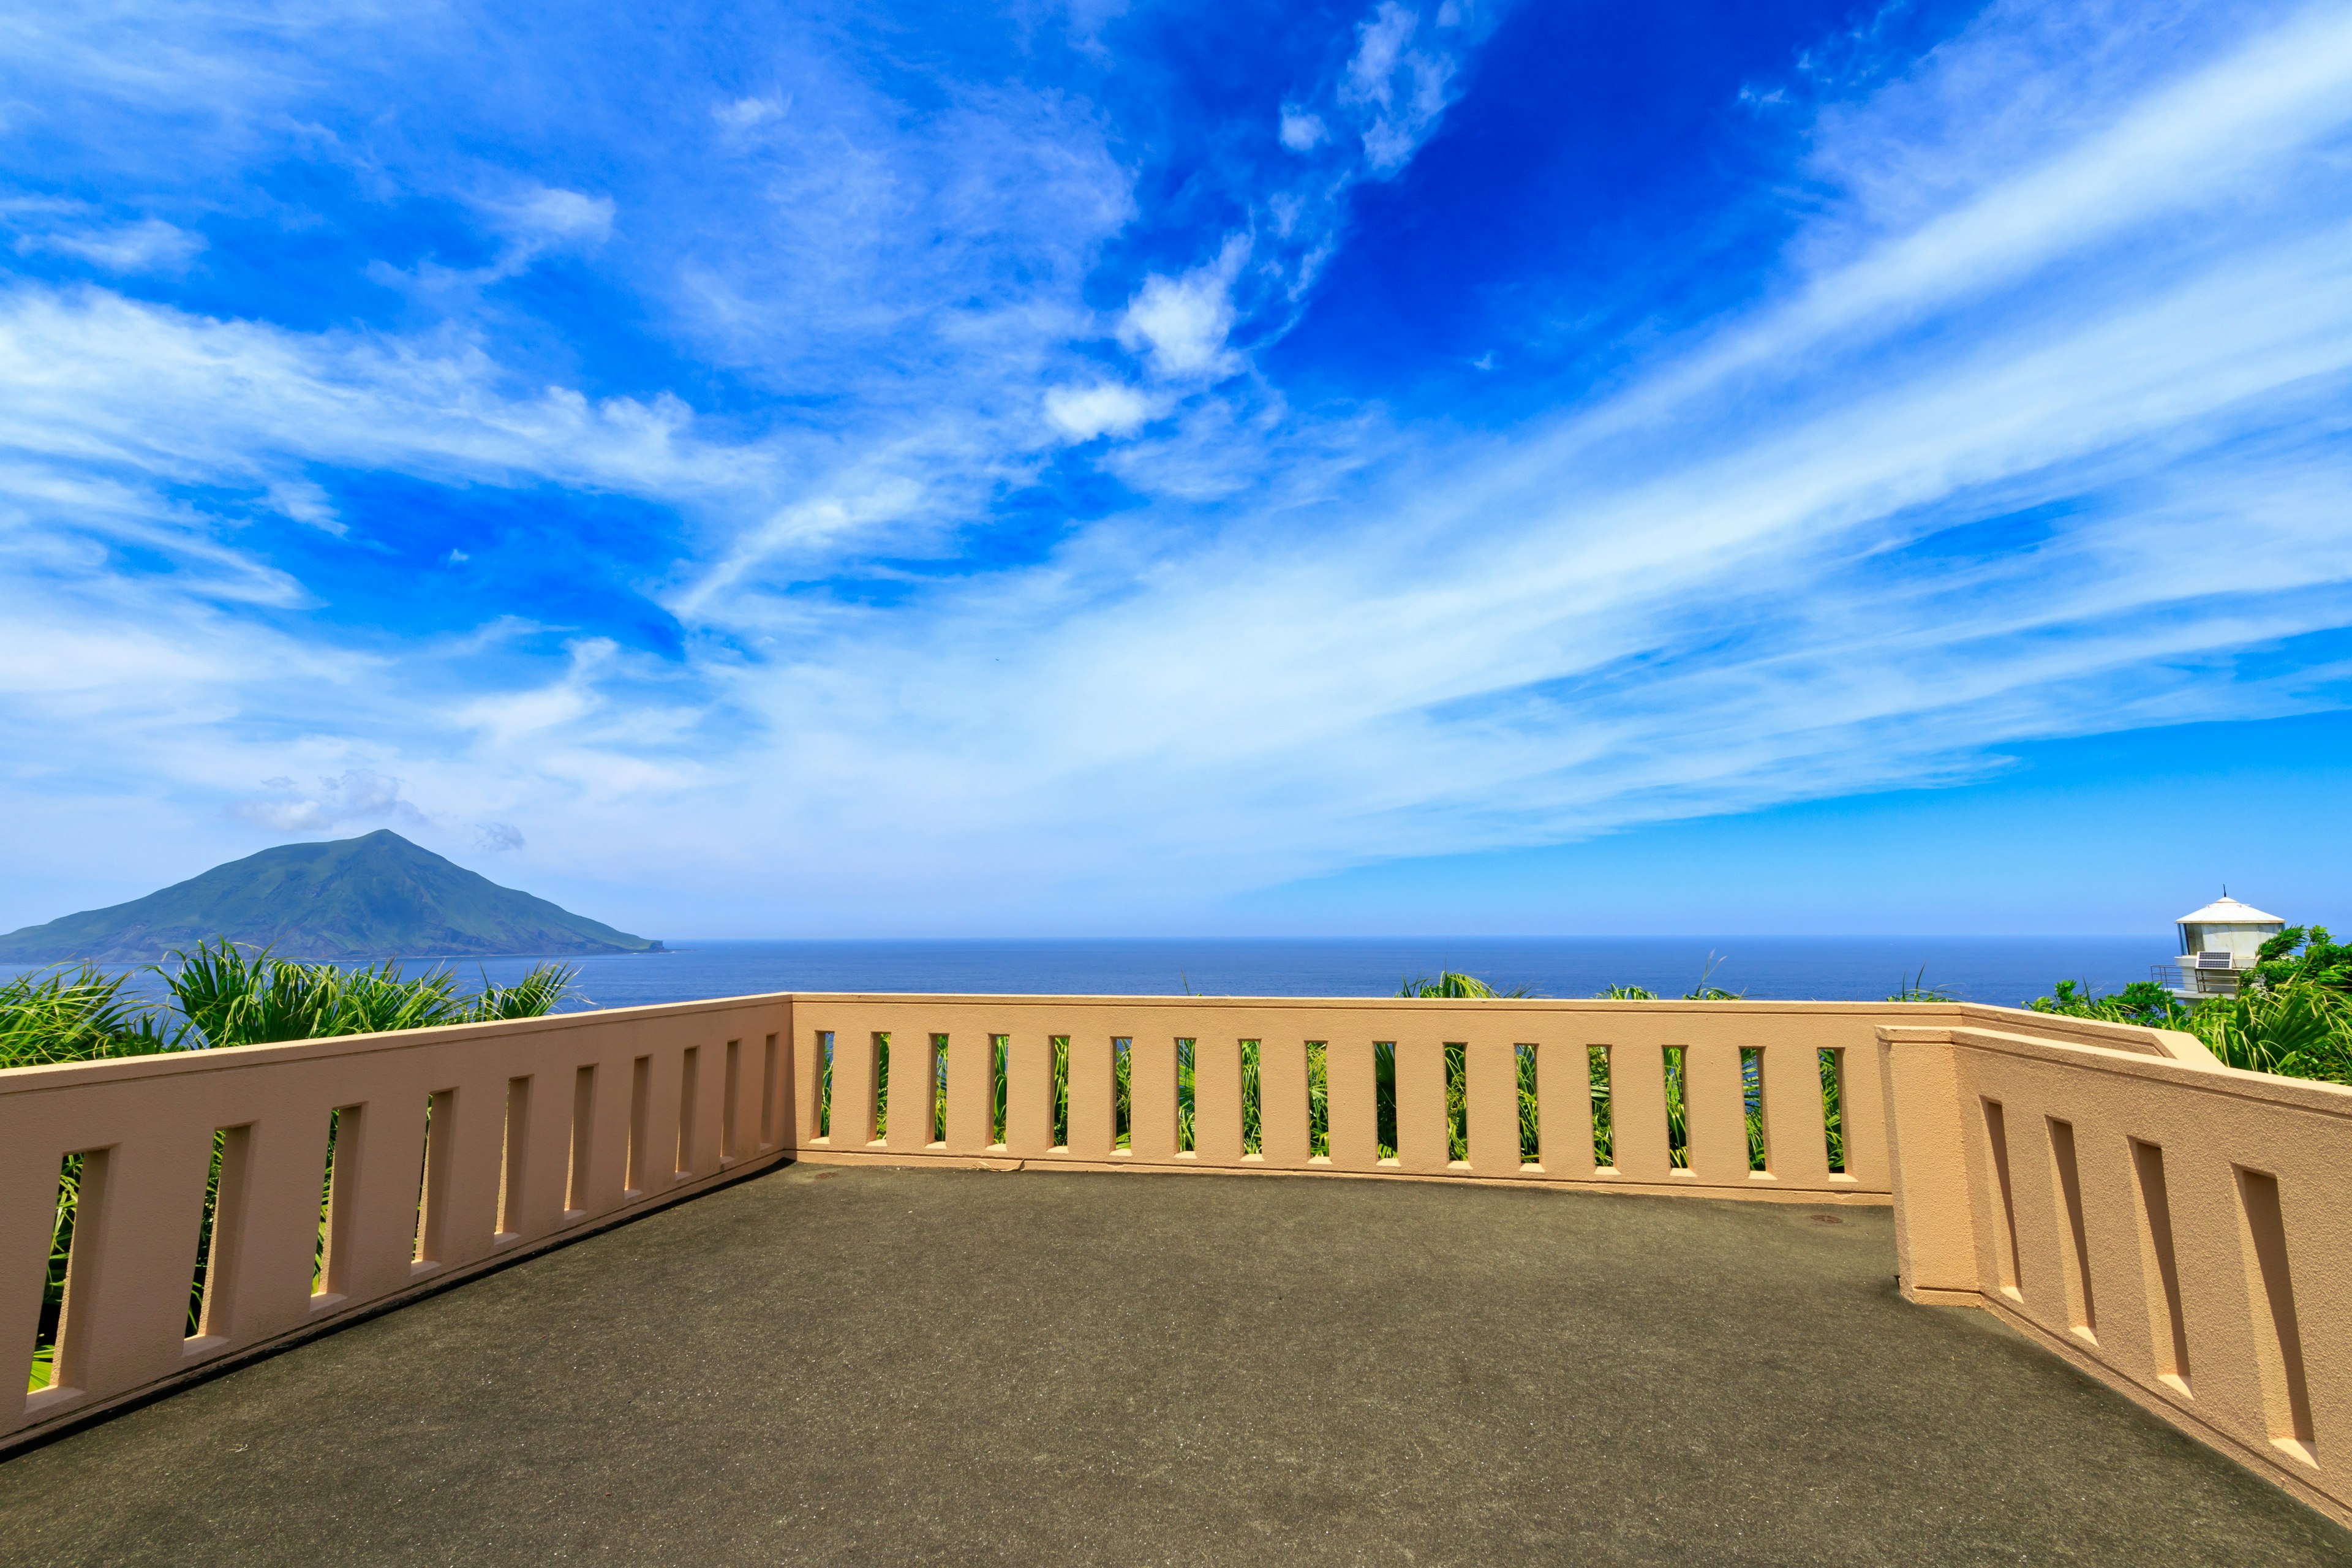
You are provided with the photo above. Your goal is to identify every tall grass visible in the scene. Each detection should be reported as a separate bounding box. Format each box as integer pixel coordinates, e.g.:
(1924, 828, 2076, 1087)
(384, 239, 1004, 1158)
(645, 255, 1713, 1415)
(2201, 984, 2352, 1082)
(1399, 971, 1529, 1001)
(1888, 968, 1960, 1003)
(1052, 1036, 1071, 1147)
(0, 965, 176, 1068)
(167, 940, 578, 1047)
(1176, 1038, 1196, 1152)
(28, 1152, 80, 1392)
(1817, 1049, 1845, 1173)
(934, 1035, 950, 1147)
(2033, 975, 2352, 1087)
(1112, 1038, 1131, 1150)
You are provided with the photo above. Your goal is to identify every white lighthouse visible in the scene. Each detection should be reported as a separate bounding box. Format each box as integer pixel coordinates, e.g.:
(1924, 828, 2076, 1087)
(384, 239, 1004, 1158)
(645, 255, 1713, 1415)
(2161, 894, 2286, 998)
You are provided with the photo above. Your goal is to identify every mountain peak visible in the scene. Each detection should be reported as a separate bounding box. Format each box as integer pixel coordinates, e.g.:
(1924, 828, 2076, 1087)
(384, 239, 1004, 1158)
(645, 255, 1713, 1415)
(0, 833, 661, 964)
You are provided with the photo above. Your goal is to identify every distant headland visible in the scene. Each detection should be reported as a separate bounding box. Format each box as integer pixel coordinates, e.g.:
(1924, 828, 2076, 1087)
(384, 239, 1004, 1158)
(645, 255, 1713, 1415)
(0, 830, 662, 964)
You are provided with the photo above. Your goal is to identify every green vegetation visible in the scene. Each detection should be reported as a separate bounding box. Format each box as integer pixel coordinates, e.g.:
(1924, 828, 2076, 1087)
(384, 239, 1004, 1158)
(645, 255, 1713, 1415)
(0, 965, 175, 1068)
(2248, 925, 2352, 992)
(1400, 971, 1529, 1000)
(2031, 929, 2352, 1087)
(13, 942, 576, 1392)
(1591, 954, 1747, 1004)
(3, 941, 578, 1066)
(0, 829, 658, 964)
(167, 939, 576, 1047)
(1888, 967, 1959, 1003)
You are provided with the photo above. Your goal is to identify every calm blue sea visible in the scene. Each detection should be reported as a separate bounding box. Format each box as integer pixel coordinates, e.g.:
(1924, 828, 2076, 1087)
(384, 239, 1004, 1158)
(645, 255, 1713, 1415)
(422, 936, 2165, 1011)
(7, 937, 2172, 1013)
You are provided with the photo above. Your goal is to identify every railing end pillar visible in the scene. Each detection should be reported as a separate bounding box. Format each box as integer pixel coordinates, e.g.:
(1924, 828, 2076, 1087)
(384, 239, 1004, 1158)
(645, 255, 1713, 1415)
(1877, 1026, 1983, 1302)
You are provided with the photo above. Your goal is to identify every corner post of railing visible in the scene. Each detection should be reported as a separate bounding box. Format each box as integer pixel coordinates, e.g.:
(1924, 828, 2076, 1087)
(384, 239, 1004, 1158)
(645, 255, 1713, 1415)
(1877, 1025, 1983, 1305)
(2146, 1025, 2222, 1068)
(776, 994, 804, 1156)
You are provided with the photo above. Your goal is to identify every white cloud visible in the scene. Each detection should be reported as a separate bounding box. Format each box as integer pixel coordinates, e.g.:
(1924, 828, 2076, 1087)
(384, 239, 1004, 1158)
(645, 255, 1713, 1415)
(265, 478, 342, 532)
(1339, 2, 1459, 174)
(713, 94, 789, 130)
(0, 285, 739, 507)
(450, 639, 619, 745)
(0, 613, 244, 698)
(1044, 380, 1158, 441)
(1238, 0, 1498, 328)
(1619, 2, 2352, 434)
(1118, 235, 1249, 379)
(1345, 2, 1417, 101)
(490, 186, 614, 248)
(14, 216, 205, 273)
(365, 185, 616, 301)
(475, 821, 525, 851)
(230, 769, 429, 832)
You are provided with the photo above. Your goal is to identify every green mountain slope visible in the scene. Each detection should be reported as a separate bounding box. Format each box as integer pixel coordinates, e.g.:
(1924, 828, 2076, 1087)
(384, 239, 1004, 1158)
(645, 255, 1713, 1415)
(0, 831, 662, 963)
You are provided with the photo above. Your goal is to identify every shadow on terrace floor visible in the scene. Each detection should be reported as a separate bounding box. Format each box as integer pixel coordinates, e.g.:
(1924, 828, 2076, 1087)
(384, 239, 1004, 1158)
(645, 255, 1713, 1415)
(4, 1164, 2349, 1567)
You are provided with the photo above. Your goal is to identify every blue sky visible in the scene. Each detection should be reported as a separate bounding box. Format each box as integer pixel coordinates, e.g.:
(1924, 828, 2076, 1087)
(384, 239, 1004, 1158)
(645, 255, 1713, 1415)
(3, 0, 2349, 938)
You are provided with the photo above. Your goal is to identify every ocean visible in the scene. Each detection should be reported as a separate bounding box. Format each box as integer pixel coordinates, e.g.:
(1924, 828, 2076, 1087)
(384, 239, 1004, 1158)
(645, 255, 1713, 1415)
(412, 935, 2166, 1012)
(6, 936, 2173, 1012)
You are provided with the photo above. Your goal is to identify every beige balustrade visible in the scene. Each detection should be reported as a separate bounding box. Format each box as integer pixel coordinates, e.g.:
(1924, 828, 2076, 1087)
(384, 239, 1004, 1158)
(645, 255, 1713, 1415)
(11, 988, 2339, 1529)
(1880, 1021, 2352, 1526)
(1, 996, 790, 1450)
(785, 996, 1957, 1193)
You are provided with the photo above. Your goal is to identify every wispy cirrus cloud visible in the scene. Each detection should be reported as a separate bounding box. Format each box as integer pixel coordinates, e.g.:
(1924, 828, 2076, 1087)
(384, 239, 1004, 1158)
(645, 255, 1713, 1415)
(12, 214, 206, 274)
(1338, 1, 1463, 173)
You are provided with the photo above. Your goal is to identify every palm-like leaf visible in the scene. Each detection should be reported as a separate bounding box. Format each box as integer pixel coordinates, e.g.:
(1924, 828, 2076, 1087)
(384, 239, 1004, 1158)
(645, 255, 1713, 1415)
(463, 963, 579, 1022)
(0, 965, 176, 1067)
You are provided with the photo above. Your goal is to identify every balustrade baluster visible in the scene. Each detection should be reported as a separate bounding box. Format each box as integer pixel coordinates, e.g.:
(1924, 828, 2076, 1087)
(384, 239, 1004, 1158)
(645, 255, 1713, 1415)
(1685, 1042, 1749, 1185)
(1066, 1035, 1117, 1159)
(1607, 1035, 1672, 1182)
(1392, 1033, 1449, 1175)
(1465, 1038, 1520, 1177)
(1004, 1033, 1054, 1158)
(881, 1020, 935, 1153)
(1325, 1036, 1379, 1172)
(1192, 1035, 1243, 1166)
(1257, 1035, 1310, 1168)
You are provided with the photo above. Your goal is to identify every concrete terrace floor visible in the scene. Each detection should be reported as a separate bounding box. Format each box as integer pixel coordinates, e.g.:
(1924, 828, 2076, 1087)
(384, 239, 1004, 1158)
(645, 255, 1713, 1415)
(4, 1165, 2349, 1567)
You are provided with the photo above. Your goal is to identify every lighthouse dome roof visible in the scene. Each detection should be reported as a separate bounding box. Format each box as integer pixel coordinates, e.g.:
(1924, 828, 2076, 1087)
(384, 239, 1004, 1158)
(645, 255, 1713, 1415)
(2175, 895, 2285, 927)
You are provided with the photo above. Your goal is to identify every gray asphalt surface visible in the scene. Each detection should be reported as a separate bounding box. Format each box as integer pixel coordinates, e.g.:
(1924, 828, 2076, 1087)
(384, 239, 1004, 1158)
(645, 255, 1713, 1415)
(4, 1163, 2346, 1566)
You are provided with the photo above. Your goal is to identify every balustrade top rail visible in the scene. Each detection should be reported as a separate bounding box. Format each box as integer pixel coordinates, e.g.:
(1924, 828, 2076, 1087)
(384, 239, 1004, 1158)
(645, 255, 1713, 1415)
(4, 989, 2342, 1532)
